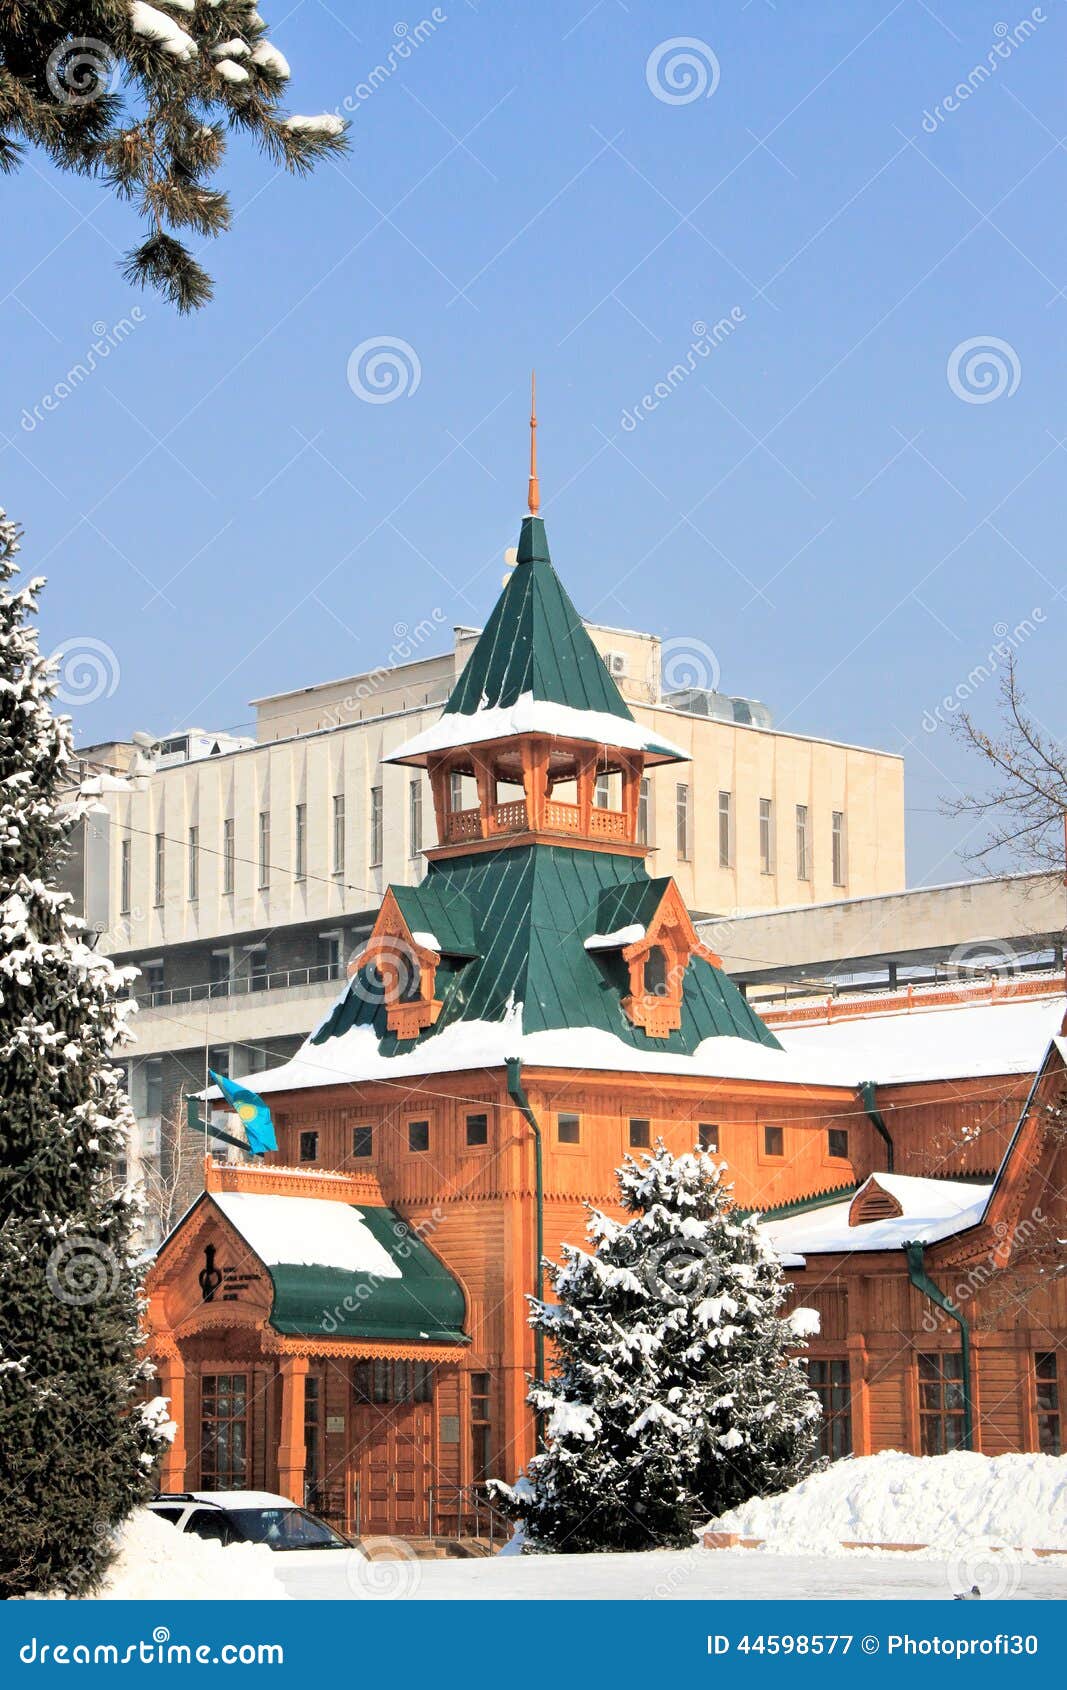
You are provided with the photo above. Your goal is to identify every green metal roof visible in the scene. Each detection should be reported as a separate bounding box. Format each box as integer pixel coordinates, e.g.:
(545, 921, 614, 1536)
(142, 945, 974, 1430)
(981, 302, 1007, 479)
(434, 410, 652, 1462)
(591, 877, 674, 937)
(391, 883, 479, 956)
(443, 516, 634, 723)
(314, 844, 780, 1059)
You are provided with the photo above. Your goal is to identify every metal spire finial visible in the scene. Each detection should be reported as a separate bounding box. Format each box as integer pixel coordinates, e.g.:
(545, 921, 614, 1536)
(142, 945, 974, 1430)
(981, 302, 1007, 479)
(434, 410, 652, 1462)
(527, 370, 540, 516)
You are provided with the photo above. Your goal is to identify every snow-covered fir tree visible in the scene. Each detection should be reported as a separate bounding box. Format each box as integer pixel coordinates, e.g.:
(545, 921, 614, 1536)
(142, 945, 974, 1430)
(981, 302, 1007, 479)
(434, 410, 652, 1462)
(0, 510, 172, 1598)
(0, 4, 348, 309)
(500, 1142, 821, 1553)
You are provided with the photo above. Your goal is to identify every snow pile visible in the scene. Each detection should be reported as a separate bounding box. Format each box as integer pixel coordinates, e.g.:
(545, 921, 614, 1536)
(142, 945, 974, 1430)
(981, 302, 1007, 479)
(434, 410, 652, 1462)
(704, 1450, 1067, 1554)
(25, 1511, 287, 1600)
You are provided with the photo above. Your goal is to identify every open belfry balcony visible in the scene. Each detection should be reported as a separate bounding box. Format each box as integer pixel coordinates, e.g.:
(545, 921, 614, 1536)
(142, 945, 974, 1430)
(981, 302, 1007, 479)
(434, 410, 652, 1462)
(429, 736, 644, 852)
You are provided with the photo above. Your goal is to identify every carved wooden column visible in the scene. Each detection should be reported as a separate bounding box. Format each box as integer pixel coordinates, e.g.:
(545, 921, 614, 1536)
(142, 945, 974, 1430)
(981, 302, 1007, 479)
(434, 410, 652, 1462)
(428, 758, 450, 846)
(276, 1354, 309, 1504)
(577, 748, 597, 837)
(620, 753, 643, 841)
(157, 1348, 188, 1492)
(474, 753, 496, 838)
(522, 736, 550, 831)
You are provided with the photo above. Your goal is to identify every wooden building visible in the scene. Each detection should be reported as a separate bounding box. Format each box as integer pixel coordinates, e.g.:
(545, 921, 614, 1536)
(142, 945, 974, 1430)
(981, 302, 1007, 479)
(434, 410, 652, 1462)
(145, 456, 1067, 1540)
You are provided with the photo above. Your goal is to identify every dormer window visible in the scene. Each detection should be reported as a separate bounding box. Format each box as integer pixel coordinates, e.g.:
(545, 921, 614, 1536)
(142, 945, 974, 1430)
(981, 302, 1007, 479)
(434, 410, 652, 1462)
(643, 945, 670, 999)
(349, 892, 444, 1042)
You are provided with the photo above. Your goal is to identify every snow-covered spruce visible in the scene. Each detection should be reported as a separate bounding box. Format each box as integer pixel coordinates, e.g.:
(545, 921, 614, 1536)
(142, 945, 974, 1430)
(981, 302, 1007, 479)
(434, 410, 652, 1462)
(0, 511, 169, 1599)
(495, 1142, 821, 1552)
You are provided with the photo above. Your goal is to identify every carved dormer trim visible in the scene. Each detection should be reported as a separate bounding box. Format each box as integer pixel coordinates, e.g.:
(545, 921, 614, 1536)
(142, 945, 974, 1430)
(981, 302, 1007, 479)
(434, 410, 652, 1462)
(348, 889, 442, 1040)
(619, 880, 722, 1038)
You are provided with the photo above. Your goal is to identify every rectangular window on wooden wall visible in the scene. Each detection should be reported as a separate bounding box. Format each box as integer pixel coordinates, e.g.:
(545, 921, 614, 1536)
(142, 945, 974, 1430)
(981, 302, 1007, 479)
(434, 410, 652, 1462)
(299, 1130, 318, 1163)
(557, 1112, 581, 1145)
(763, 1123, 784, 1157)
(408, 1118, 429, 1152)
(827, 1127, 849, 1160)
(628, 1118, 651, 1148)
(471, 1371, 492, 1482)
(918, 1352, 966, 1454)
(200, 1373, 249, 1489)
(594, 772, 610, 809)
(718, 791, 732, 868)
(1035, 1352, 1062, 1454)
(352, 1125, 373, 1159)
(698, 1123, 719, 1153)
(465, 1112, 488, 1147)
(808, 1358, 852, 1461)
(353, 1360, 434, 1404)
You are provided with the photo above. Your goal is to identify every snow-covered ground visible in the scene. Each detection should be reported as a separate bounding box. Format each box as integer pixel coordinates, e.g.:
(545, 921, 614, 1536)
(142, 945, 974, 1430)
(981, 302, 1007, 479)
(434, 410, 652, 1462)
(278, 1546, 1067, 1602)
(24, 1511, 289, 1602)
(705, 1451, 1067, 1555)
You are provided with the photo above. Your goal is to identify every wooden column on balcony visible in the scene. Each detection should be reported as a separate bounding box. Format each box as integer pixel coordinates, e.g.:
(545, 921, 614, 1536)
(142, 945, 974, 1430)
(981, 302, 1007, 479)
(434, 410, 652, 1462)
(522, 736, 550, 831)
(620, 753, 643, 843)
(474, 754, 496, 838)
(577, 748, 597, 837)
(428, 757, 451, 845)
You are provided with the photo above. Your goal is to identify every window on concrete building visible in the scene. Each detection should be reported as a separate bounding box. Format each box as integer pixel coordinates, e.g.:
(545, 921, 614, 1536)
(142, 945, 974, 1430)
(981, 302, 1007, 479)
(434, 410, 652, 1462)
(144, 1056, 163, 1118)
(698, 1123, 719, 1153)
(208, 1044, 231, 1079)
(188, 825, 199, 901)
(827, 1127, 849, 1160)
(332, 794, 345, 876)
(408, 1118, 429, 1153)
(120, 837, 132, 915)
(352, 1125, 373, 1159)
(258, 811, 270, 888)
(209, 950, 231, 999)
(222, 818, 235, 894)
(675, 783, 691, 861)
(594, 772, 610, 809)
(153, 832, 165, 906)
(299, 1130, 319, 1163)
(318, 932, 343, 980)
(795, 803, 810, 881)
(763, 1123, 784, 1157)
(628, 1118, 651, 1149)
(142, 959, 164, 1003)
(718, 791, 733, 868)
(918, 1352, 966, 1454)
(637, 777, 650, 845)
(409, 779, 423, 857)
(370, 786, 383, 867)
(294, 803, 307, 881)
(1035, 1352, 1062, 1455)
(466, 1112, 489, 1147)
(199, 1374, 249, 1490)
(248, 947, 268, 992)
(557, 1112, 581, 1145)
(832, 810, 847, 887)
(471, 1372, 492, 1482)
(759, 798, 774, 874)
(808, 1359, 852, 1461)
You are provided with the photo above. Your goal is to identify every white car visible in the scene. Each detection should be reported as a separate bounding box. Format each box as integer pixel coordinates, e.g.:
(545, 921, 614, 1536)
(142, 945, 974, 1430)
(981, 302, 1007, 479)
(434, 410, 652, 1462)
(149, 1490, 355, 1571)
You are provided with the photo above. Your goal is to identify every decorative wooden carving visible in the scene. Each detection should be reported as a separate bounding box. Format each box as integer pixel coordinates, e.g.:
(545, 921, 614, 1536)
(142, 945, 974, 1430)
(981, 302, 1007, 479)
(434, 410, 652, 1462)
(620, 881, 722, 1039)
(349, 889, 442, 1040)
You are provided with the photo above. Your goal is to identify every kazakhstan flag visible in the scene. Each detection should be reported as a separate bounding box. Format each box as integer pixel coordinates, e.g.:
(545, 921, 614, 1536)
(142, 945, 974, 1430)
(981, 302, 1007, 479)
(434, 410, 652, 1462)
(209, 1071, 278, 1157)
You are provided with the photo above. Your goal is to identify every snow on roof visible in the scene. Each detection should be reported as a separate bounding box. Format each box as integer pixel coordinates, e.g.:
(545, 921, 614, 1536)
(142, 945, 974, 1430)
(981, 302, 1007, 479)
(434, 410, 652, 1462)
(584, 924, 645, 951)
(385, 692, 685, 764)
(232, 1005, 858, 1100)
(777, 992, 1063, 1084)
(762, 1173, 991, 1257)
(212, 1192, 400, 1278)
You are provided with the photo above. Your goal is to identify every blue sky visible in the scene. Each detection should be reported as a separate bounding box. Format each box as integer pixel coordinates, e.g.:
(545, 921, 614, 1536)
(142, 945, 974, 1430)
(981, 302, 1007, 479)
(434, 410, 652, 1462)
(2, 0, 1064, 885)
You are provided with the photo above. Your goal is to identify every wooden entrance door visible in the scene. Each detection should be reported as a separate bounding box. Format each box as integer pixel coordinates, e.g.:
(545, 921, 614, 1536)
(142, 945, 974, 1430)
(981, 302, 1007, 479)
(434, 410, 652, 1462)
(351, 1360, 435, 1538)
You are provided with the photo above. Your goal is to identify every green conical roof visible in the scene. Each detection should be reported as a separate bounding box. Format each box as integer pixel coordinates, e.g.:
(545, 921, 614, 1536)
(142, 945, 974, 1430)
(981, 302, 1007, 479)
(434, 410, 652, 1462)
(444, 516, 633, 722)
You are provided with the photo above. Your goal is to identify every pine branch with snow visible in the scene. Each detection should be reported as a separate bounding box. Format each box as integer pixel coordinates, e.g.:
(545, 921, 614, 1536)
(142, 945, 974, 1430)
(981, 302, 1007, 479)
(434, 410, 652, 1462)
(0, 509, 170, 1598)
(0, 3, 348, 310)
(495, 1142, 821, 1553)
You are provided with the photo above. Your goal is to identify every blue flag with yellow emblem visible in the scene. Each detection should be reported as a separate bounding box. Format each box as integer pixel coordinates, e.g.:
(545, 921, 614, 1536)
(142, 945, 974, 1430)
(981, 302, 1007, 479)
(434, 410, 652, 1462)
(209, 1071, 278, 1157)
